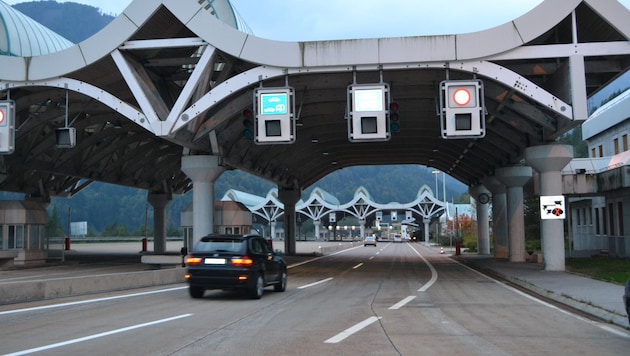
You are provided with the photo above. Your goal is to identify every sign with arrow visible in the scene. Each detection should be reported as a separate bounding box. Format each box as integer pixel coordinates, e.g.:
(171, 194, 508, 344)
(540, 195, 566, 220)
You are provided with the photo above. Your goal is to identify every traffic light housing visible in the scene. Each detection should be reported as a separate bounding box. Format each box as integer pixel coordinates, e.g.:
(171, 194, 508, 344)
(439, 79, 485, 139)
(389, 102, 400, 133)
(242, 108, 254, 139)
(0, 100, 15, 154)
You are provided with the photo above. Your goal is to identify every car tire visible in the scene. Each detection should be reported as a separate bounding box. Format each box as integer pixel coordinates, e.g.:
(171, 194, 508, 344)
(248, 273, 264, 299)
(189, 286, 205, 299)
(274, 269, 287, 292)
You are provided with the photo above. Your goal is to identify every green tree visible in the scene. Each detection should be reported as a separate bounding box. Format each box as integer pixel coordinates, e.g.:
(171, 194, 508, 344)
(47, 204, 65, 238)
(102, 221, 129, 237)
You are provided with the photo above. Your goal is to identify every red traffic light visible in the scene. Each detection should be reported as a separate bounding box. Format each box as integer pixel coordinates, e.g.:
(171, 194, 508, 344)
(389, 102, 399, 111)
(452, 88, 472, 106)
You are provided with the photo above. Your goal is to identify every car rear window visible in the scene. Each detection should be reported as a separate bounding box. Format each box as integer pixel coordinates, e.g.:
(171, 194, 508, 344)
(194, 238, 246, 254)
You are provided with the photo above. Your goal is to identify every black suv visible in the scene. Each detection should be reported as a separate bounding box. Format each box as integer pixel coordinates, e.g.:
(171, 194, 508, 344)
(184, 234, 287, 299)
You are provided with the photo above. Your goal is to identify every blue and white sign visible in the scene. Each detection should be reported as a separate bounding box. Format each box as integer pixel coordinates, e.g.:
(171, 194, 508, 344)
(260, 92, 288, 116)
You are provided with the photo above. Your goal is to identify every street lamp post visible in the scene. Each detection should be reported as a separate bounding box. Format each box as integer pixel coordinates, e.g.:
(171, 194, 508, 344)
(432, 170, 440, 245)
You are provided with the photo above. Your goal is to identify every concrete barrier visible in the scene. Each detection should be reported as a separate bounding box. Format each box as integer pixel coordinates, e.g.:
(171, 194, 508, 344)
(0, 268, 186, 304)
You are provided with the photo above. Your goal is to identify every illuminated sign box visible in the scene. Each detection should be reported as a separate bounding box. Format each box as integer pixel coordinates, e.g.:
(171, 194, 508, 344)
(439, 79, 485, 139)
(254, 87, 295, 144)
(347, 84, 390, 142)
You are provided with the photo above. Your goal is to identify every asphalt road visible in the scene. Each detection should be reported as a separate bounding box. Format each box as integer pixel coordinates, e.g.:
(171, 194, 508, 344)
(1, 243, 629, 355)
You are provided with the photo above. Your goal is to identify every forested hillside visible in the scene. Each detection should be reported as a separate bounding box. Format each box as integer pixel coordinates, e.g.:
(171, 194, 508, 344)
(4, 1, 467, 235)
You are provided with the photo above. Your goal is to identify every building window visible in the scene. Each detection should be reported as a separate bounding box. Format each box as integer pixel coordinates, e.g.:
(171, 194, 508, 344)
(595, 208, 600, 234)
(624, 134, 629, 152)
(618, 202, 624, 236)
(8, 225, 24, 249)
(599, 145, 604, 157)
(602, 207, 607, 235)
(608, 203, 615, 236)
(614, 138, 619, 154)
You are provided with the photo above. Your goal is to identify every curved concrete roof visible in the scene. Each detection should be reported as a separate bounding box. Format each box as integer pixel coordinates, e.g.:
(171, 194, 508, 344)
(4, 0, 629, 80)
(0, 0, 629, 199)
(0, 0, 73, 56)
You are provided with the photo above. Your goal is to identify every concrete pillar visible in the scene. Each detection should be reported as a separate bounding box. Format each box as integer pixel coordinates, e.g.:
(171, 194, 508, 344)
(469, 185, 491, 255)
(147, 193, 171, 254)
(483, 176, 509, 259)
(270, 220, 276, 240)
(181, 155, 224, 246)
(423, 218, 431, 245)
(313, 220, 321, 240)
(278, 187, 301, 255)
(359, 219, 366, 239)
(496, 166, 532, 262)
(525, 144, 573, 271)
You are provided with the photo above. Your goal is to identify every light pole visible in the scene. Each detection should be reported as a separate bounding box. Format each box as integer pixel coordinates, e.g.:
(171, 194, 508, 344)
(432, 170, 440, 245)
(432, 170, 440, 200)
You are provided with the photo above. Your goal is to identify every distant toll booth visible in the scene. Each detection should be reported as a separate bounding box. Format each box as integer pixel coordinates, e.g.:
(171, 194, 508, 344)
(181, 201, 253, 250)
(0, 200, 48, 268)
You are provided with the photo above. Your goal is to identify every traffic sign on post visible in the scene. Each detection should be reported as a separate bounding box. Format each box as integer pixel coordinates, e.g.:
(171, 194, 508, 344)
(0, 100, 16, 154)
(540, 195, 566, 219)
(439, 79, 485, 139)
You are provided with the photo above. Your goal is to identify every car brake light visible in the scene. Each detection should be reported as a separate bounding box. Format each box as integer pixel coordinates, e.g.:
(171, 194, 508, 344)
(186, 257, 203, 266)
(231, 256, 253, 267)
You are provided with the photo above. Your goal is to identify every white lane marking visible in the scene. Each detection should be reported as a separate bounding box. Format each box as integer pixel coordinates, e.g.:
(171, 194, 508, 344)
(324, 316, 382, 344)
(3, 314, 192, 356)
(352, 263, 363, 269)
(406, 244, 438, 292)
(389, 296, 417, 310)
(454, 259, 630, 339)
(297, 277, 333, 289)
(287, 245, 362, 268)
(0, 286, 187, 316)
(369, 256, 375, 260)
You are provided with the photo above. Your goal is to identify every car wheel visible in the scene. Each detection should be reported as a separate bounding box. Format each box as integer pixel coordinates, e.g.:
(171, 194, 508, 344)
(189, 286, 204, 299)
(248, 273, 264, 299)
(274, 269, 287, 292)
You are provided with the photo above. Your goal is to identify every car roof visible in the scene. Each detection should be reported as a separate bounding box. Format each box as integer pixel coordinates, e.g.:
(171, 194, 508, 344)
(199, 233, 261, 242)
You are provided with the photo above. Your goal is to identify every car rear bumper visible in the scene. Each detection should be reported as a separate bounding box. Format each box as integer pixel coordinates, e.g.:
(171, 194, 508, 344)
(186, 268, 256, 290)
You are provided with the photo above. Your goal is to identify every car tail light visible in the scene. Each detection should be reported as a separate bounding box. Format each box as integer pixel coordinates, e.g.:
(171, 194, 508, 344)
(186, 257, 203, 266)
(231, 256, 253, 267)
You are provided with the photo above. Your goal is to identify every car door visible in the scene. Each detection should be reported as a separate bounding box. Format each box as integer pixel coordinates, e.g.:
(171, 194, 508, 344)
(256, 237, 279, 283)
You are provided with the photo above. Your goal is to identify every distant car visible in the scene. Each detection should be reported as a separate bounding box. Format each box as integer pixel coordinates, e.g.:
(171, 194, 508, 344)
(364, 235, 377, 247)
(624, 279, 630, 324)
(184, 233, 287, 299)
(393, 234, 402, 243)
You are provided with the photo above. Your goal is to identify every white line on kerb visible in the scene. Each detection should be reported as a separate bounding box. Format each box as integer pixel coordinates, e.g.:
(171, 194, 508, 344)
(389, 296, 417, 310)
(3, 314, 192, 356)
(324, 316, 382, 343)
(297, 277, 333, 289)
